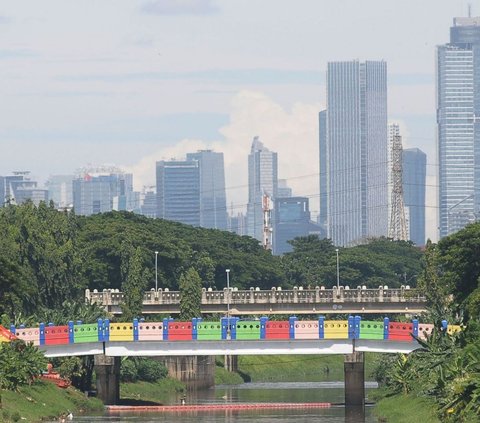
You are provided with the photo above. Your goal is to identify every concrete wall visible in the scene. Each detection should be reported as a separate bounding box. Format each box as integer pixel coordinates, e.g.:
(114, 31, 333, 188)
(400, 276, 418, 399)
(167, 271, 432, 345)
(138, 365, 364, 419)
(162, 355, 215, 390)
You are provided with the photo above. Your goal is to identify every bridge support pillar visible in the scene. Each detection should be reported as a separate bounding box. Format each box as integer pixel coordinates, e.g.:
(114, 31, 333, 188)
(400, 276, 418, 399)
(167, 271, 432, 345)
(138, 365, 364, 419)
(94, 355, 120, 405)
(344, 351, 364, 407)
(224, 355, 238, 372)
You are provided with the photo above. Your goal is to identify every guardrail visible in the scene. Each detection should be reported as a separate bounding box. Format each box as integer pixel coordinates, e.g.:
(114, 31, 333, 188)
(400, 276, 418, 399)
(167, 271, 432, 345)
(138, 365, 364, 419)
(86, 285, 426, 308)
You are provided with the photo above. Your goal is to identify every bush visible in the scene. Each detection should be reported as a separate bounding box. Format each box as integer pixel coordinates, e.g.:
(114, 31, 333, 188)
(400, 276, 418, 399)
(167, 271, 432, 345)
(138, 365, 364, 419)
(120, 359, 138, 383)
(137, 359, 168, 382)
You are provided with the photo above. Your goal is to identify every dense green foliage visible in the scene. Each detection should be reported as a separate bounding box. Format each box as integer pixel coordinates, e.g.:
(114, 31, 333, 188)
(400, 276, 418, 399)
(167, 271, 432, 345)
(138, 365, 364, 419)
(120, 358, 168, 383)
(0, 340, 47, 392)
(0, 204, 424, 322)
(179, 268, 202, 320)
(374, 222, 480, 422)
(281, 236, 422, 288)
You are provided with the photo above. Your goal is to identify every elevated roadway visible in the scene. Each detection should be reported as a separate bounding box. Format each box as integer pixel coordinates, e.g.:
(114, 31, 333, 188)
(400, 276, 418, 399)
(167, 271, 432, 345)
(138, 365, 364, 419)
(86, 285, 427, 315)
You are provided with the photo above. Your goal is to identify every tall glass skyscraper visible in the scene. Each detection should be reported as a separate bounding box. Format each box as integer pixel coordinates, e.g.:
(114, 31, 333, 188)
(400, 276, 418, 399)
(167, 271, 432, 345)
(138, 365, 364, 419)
(186, 150, 228, 230)
(72, 166, 138, 216)
(437, 17, 480, 237)
(325, 61, 388, 246)
(247, 137, 278, 241)
(403, 148, 427, 246)
(156, 160, 201, 226)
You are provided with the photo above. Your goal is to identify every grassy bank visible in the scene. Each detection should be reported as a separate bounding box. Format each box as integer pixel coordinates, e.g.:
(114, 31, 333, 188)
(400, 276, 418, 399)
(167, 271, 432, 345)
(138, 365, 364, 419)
(374, 394, 440, 423)
(0, 381, 103, 422)
(215, 353, 379, 383)
(120, 377, 185, 404)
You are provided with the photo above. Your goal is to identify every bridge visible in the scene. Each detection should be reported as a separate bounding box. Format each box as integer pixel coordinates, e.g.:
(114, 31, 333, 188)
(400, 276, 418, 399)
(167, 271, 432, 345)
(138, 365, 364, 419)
(6, 316, 456, 407)
(86, 285, 427, 315)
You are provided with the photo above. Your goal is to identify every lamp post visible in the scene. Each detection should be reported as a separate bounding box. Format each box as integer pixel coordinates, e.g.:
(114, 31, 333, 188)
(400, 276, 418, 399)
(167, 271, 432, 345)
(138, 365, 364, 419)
(155, 251, 159, 291)
(335, 248, 340, 290)
(226, 269, 231, 337)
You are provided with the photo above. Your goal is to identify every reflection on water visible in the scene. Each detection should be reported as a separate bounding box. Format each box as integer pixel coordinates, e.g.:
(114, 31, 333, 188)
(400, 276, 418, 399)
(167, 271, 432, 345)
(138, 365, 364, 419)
(55, 382, 378, 423)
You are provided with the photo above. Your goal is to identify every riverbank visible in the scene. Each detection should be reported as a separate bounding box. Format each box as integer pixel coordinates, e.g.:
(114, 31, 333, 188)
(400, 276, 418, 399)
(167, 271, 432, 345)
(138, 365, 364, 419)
(0, 381, 103, 422)
(217, 353, 378, 383)
(373, 393, 440, 423)
(120, 377, 186, 404)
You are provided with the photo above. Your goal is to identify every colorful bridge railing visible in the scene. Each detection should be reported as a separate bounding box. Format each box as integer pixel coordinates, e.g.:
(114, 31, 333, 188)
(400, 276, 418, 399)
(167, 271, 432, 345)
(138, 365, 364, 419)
(5, 316, 461, 347)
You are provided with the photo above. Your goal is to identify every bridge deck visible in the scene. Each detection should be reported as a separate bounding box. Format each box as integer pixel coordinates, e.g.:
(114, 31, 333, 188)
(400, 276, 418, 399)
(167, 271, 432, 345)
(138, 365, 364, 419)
(39, 339, 420, 357)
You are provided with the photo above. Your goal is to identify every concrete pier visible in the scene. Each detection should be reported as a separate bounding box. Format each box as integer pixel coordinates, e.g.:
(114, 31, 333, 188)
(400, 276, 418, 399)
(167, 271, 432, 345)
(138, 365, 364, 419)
(344, 351, 365, 407)
(224, 354, 238, 372)
(94, 355, 120, 405)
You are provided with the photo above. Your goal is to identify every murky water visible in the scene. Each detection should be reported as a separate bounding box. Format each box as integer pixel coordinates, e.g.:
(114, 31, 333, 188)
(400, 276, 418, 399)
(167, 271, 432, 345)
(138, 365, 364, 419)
(64, 382, 378, 422)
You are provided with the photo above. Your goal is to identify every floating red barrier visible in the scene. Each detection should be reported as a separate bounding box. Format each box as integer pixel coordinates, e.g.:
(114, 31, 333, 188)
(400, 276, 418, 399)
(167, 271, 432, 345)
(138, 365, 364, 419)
(106, 402, 332, 413)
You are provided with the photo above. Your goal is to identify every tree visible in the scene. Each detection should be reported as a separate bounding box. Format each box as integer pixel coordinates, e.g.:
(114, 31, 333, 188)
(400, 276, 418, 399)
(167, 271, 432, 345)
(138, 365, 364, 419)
(179, 268, 202, 320)
(417, 239, 451, 325)
(437, 222, 480, 320)
(121, 246, 148, 322)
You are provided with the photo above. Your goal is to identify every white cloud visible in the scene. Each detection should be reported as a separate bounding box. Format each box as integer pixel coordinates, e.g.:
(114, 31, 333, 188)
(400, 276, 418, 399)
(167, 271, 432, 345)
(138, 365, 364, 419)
(126, 90, 322, 214)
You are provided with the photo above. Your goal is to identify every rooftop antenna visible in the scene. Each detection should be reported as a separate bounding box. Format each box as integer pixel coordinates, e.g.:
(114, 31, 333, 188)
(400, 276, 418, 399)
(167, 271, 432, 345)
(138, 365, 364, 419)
(468, 3, 472, 18)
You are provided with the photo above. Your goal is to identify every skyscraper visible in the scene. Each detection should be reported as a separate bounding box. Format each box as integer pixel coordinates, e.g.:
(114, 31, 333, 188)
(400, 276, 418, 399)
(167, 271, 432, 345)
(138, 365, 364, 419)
(46, 175, 74, 208)
(403, 148, 427, 246)
(273, 196, 325, 255)
(186, 150, 228, 230)
(325, 61, 388, 246)
(437, 17, 480, 237)
(318, 110, 328, 229)
(247, 137, 278, 241)
(156, 160, 200, 226)
(0, 171, 48, 206)
(72, 166, 138, 216)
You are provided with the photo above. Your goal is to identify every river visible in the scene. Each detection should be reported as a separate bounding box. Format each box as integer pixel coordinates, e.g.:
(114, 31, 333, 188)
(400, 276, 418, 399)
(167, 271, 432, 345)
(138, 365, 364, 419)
(60, 381, 379, 422)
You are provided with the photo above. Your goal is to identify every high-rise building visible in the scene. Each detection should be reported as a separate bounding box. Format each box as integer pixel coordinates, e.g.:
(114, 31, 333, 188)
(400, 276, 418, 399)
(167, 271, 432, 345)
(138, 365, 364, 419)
(318, 110, 328, 229)
(273, 196, 325, 255)
(156, 160, 200, 226)
(325, 60, 388, 246)
(403, 148, 427, 246)
(247, 137, 278, 241)
(186, 150, 228, 230)
(140, 186, 157, 218)
(46, 175, 74, 208)
(437, 17, 480, 237)
(277, 179, 292, 198)
(0, 171, 48, 206)
(72, 165, 138, 216)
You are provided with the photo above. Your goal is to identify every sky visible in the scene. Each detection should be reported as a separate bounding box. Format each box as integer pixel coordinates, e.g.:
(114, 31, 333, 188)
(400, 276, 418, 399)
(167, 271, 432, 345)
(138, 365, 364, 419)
(0, 0, 474, 241)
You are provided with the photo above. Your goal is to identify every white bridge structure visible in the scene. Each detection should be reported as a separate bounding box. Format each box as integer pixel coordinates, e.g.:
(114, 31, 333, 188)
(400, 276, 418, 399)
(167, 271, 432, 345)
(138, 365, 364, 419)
(39, 338, 421, 358)
(86, 285, 426, 315)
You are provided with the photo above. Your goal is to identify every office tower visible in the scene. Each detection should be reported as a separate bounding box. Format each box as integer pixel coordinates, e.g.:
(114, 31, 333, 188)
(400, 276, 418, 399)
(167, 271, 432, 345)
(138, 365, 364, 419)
(72, 165, 138, 216)
(46, 175, 74, 208)
(437, 17, 480, 237)
(277, 179, 292, 198)
(403, 148, 427, 246)
(156, 160, 200, 226)
(273, 197, 325, 255)
(140, 186, 157, 218)
(325, 61, 388, 246)
(318, 110, 328, 229)
(0, 171, 48, 206)
(186, 150, 228, 230)
(247, 137, 278, 241)
(228, 212, 247, 236)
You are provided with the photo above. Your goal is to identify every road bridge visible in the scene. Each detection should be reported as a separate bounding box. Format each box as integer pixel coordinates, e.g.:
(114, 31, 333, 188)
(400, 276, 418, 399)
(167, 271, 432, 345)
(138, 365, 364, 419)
(86, 285, 427, 315)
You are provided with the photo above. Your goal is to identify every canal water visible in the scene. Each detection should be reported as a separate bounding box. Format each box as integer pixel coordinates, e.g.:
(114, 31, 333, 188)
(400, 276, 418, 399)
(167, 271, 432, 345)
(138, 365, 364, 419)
(65, 381, 378, 422)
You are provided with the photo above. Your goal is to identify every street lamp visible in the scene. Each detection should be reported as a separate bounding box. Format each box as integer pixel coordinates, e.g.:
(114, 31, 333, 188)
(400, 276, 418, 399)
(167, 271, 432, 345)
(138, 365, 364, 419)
(335, 248, 340, 290)
(226, 269, 231, 338)
(155, 251, 159, 291)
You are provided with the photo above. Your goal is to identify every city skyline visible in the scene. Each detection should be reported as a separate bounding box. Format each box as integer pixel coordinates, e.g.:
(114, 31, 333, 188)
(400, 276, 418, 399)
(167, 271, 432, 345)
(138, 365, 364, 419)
(1, 1, 477, 242)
